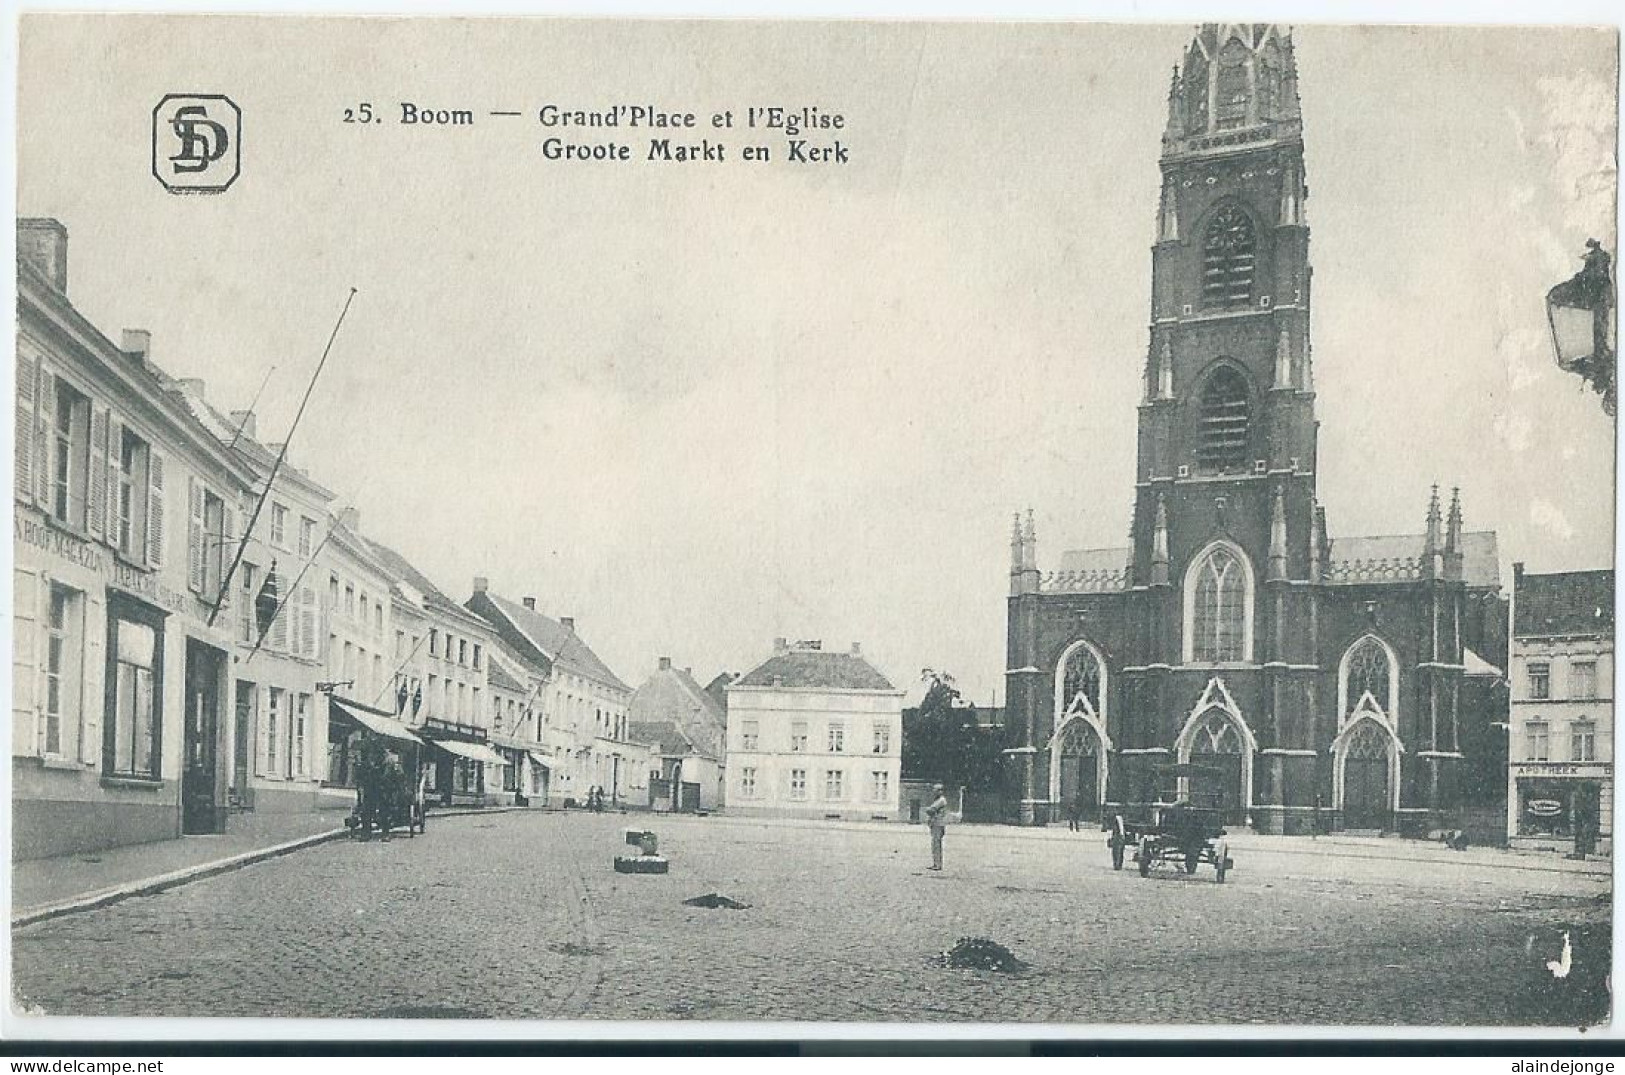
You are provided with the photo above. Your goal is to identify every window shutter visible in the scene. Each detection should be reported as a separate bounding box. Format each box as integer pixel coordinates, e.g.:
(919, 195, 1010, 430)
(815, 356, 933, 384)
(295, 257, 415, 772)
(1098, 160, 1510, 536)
(81, 590, 103, 766)
(187, 477, 205, 592)
(146, 450, 165, 568)
(11, 567, 41, 757)
(106, 416, 124, 550)
(34, 369, 55, 507)
(301, 586, 317, 660)
(218, 504, 237, 616)
(15, 355, 36, 498)
(87, 407, 108, 540)
(272, 590, 290, 653)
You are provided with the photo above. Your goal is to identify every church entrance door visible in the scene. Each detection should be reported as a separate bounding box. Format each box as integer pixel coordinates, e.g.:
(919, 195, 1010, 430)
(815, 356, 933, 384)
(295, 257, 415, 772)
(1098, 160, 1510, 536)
(1341, 720, 1392, 830)
(1056, 719, 1100, 822)
(1188, 709, 1247, 825)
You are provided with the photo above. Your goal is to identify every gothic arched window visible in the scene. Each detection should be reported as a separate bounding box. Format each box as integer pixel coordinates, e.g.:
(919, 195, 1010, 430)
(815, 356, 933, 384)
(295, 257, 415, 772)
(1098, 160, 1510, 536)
(1344, 636, 1394, 714)
(1196, 366, 1250, 471)
(1190, 546, 1249, 663)
(1215, 41, 1250, 130)
(1060, 643, 1102, 718)
(1202, 204, 1256, 307)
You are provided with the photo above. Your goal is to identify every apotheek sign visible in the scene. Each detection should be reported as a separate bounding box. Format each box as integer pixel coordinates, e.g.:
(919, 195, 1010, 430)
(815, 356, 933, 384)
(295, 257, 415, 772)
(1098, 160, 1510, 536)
(1512, 762, 1612, 776)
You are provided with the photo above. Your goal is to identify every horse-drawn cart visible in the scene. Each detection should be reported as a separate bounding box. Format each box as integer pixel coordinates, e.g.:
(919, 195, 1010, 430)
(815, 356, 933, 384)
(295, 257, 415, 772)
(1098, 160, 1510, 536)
(1103, 762, 1235, 883)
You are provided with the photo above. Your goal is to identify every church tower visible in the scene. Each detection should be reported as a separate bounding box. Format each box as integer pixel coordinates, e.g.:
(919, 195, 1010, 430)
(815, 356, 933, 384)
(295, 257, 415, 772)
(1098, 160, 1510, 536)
(1131, 24, 1318, 650)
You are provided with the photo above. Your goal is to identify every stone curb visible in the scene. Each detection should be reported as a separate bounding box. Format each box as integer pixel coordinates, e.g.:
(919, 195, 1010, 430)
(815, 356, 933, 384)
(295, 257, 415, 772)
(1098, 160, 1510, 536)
(10, 806, 528, 929)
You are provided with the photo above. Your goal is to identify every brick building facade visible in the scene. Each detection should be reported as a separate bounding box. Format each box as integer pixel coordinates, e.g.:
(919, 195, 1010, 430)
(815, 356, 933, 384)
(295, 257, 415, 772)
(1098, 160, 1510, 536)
(1003, 24, 1509, 833)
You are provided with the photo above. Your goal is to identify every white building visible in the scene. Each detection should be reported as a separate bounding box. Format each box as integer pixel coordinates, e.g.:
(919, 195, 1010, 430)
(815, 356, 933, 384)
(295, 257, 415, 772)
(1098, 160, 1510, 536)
(1507, 564, 1613, 855)
(724, 639, 904, 819)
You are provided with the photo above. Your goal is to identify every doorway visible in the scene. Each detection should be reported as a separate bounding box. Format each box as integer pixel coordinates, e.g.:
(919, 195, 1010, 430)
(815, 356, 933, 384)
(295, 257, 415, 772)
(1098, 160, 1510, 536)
(1341, 720, 1392, 829)
(1055, 719, 1101, 822)
(232, 681, 256, 810)
(183, 640, 226, 834)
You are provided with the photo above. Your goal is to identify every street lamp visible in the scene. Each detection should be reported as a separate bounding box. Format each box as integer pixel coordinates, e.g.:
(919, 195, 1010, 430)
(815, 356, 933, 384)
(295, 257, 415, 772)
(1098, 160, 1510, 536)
(1546, 239, 1616, 416)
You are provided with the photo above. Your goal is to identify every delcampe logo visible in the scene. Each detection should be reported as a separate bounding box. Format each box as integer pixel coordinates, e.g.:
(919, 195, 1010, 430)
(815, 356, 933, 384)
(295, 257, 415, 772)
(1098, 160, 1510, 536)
(152, 94, 241, 193)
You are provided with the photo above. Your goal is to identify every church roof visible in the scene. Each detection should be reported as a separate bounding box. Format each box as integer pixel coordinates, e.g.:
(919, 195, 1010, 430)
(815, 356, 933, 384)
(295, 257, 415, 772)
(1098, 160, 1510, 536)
(1326, 531, 1500, 589)
(1514, 569, 1614, 638)
(1058, 547, 1132, 574)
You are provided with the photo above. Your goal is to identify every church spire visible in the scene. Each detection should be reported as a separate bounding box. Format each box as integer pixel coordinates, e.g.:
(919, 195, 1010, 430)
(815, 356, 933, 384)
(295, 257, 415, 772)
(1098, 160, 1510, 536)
(1423, 485, 1444, 579)
(1445, 487, 1465, 581)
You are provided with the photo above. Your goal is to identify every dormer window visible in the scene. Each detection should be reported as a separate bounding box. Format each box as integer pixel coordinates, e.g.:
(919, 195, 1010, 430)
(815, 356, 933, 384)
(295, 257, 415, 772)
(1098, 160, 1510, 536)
(1195, 366, 1250, 472)
(1202, 205, 1256, 307)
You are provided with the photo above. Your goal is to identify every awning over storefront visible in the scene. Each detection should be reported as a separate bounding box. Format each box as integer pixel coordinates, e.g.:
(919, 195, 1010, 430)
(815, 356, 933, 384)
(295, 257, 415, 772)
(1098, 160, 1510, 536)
(329, 697, 424, 747)
(429, 738, 507, 766)
(527, 751, 552, 771)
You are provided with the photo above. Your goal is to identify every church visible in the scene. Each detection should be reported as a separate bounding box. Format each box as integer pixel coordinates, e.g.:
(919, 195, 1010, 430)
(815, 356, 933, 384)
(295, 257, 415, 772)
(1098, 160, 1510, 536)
(1003, 24, 1509, 835)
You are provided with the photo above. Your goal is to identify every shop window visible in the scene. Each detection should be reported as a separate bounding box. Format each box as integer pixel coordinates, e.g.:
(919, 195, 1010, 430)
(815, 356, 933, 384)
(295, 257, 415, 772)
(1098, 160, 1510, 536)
(1517, 779, 1572, 838)
(824, 769, 845, 801)
(43, 583, 84, 758)
(1570, 719, 1597, 763)
(1525, 721, 1550, 762)
(741, 720, 759, 751)
(1570, 661, 1598, 701)
(503, 754, 519, 792)
(105, 604, 162, 780)
(1527, 662, 1550, 700)
(828, 723, 846, 753)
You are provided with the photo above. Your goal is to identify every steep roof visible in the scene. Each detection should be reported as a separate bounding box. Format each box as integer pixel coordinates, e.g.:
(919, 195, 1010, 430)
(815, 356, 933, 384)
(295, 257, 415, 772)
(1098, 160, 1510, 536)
(362, 537, 492, 631)
(628, 719, 701, 758)
(1515, 569, 1614, 638)
(474, 592, 630, 693)
(1325, 531, 1500, 589)
(628, 664, 727, 757)
(486, 655, 527, 693)
(1058, 547, 1132, 574)
(733, 647, 897, 692)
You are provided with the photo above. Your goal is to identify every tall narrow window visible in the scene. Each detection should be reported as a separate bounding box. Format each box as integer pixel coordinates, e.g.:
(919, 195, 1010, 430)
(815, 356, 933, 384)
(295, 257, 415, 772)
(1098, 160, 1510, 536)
(51, 379, 90, 528)
(270, 503, 288, 549)
(1526, 721, 1550, 762)
(265, 687, 283, 775)
(1195, 366, 1251, 471)
(740, 720, 760, 751)
(1571, 719, 1597, 763)
(1345, 637, 1393, 714)
(43, 584, 83, 758)
(1570, 661, 1598, 700)
(1214, 44, 1250, 129)
(1190, 546, 1248, 663)
(1061, 644, 1103, 717)
(1201, 205, 1256, 307)
(117, 430, 150, 558)
(106, 607, 161, 780)
(1527, 662, 1551, 701)
(292, 693, 309, 778)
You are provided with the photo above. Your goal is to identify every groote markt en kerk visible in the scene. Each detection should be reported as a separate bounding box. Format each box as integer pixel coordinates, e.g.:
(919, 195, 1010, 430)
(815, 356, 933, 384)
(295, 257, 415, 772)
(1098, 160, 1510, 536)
(9, 23, 1612, 865)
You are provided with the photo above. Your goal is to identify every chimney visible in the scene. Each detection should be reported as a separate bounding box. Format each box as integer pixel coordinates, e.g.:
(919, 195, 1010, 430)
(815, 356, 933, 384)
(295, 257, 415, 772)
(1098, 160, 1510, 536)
(561, 616, 575, 632)
(121, 329, 152, 366)
(178, 377, 206, 399)
(338, 506, 359, 532)
(17, 219, 68, 292)
(683, 666, 692, 677)
(522, 596, 537, 611)
(472, 576, 489, 594)
(850, 642, 862, 655)
(228, 410, 257, 441)
(773, 637, 788, 654)
(659, 656, 672, 671)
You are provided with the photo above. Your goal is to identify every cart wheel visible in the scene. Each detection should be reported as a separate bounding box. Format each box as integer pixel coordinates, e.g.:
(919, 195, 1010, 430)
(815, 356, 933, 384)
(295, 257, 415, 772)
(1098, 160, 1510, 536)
(1214, 841, 1230, 884)
(1137, 835, 1153, 877)
(1110, 816, 1127, 871)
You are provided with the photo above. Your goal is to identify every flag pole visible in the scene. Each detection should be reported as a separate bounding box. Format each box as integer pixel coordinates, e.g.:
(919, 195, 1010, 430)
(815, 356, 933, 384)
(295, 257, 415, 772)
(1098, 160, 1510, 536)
(208, 288, 357, 627)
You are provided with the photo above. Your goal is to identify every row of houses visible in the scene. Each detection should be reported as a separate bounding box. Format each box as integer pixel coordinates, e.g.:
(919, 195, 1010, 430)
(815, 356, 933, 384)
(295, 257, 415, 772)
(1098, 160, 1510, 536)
(12, 218, 663, 860)
(13, 217, 919, 862)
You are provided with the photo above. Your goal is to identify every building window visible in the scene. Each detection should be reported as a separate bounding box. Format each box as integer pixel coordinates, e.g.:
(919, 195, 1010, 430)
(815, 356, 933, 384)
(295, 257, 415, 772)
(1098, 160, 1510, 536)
(789, 768, 807, 799)
(1570, 661, 1598, 701)
(105, 603, 162, 780)
(292, 694, 309, 778)
(117, 429, 150, 559)
(1061, 643, 1104, 717)
(264, 687, 284, 775)
(1525, 721, 1550, 763)
(239, 563, 258, 645)
(824, 769, 845, 801)
(473, 644, 482, 670)
(270, 502, 288, 549)
(329, 574, 339, 611)
(395, 630, 406, 660)
(1195, 366, 1251, 471)
(872, 723, 890, 754)
(790, 721, 808, 752)
(1189, 544, 1249, 662)
(741, 720, 759, 751)
(42, 584, 84, 758)
(429, 629, 439, 658)
(299, 516, 315, 558)
(1344, 636, 1393, 713)
(1571, 719, 1596, 763)
(459, 639, 468, 666)
(1214, 45, 1250, 130)
(344, 585, 355, 617)
(740, 767, 758, 798)
(1528, 662, 1551, 701)
(827, 723, 845, 753)
(869, 770, 890, 803)
(1201, 204, 1256, 307)
(50, 378, 91, 529)
(360, 594, 370, 626)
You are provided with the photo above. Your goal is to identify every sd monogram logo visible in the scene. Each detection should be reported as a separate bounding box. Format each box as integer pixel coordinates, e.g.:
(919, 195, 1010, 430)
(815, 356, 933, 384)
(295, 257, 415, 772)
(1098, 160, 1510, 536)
(152, 94, 241, 193)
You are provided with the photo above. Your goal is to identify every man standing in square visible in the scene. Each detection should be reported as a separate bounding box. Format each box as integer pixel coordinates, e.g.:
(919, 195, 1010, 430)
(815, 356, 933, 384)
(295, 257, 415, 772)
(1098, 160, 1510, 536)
(925, 784, 949, 871)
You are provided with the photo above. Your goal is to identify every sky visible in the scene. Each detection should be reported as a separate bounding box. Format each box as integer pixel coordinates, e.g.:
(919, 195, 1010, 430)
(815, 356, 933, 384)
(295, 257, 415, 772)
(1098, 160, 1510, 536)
(15, 17, 1619, 703)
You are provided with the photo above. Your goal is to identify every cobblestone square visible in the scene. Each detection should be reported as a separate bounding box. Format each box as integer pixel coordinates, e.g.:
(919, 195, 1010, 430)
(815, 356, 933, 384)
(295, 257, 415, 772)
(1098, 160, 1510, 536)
(10, 811, 1612, 1027)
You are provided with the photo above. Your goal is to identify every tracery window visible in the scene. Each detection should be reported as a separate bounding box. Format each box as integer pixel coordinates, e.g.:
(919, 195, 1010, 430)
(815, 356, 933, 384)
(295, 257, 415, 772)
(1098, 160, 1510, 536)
(1214, 42, 1250, 130)
(1344, 719, 1390, 760)
(1191, 547, 1247, 663)
(1345, 637, 1393, 713)
(1195, 366, 1250, 471)
(1191, 711, 1244, 755)
(1060, 644, 1102, 717)
(1202, 204, 1256, 307)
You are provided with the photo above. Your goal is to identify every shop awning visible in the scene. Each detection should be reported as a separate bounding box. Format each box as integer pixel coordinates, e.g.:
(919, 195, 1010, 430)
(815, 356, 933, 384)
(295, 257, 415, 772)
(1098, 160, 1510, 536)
(329, 698, 424, 747)
(430, 738, 507, 766)
(527, 751, 552, 770)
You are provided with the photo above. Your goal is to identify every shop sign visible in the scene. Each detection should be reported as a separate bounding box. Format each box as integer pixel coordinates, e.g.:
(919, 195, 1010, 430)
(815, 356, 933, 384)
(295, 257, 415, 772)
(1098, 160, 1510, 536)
(17, 510, 200, 619)
(1511, 762, 1612, 777)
